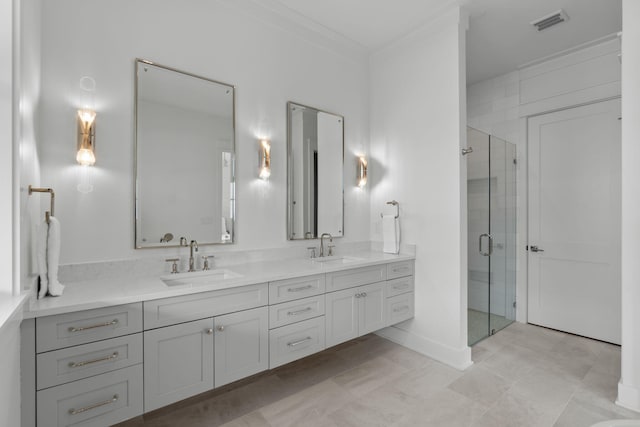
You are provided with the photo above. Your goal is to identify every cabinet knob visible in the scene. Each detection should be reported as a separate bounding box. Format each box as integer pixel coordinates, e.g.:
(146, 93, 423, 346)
(361, 292, 367, 297)
(205, 328, 214, 335)
(217, 325, 225, 332)
(355, 293, 361, 298)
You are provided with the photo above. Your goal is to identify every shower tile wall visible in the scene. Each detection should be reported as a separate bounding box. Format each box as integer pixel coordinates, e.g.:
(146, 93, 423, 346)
(468, 71, 520, 322)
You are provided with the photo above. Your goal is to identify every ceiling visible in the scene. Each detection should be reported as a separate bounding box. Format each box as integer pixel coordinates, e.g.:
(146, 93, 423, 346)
(269, 0, 622, 85)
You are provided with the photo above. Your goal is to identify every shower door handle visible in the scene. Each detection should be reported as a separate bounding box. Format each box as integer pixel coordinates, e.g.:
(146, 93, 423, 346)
(479, 233, 493, 256)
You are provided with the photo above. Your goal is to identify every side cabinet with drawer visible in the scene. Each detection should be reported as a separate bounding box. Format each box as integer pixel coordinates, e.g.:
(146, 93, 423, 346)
(34, 303, 144, 427)
(268, 275, 326, 368)
(385, 261, 415, 325)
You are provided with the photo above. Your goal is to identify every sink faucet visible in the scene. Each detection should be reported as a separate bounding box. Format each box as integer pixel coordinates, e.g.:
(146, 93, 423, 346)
(189, 240, 199, 272)
(180, 238, 199, 272)
(319, 233, 333, 257)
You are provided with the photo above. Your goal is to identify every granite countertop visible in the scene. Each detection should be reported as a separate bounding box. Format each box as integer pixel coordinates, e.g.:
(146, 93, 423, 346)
(25, 251, 415, 318)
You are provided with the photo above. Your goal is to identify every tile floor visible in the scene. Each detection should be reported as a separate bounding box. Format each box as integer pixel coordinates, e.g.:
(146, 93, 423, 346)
(117, 322, 640, 427)
(467, 309, 514, 346)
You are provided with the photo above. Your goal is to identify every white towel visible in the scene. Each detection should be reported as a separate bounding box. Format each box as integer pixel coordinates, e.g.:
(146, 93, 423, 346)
(37, 217, 65, 299)
(382, 214, 400, 254)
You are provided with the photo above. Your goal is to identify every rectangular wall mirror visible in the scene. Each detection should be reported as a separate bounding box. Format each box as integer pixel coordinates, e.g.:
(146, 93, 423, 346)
(287, 102, 344, 240)
(135, 59, 236, 248)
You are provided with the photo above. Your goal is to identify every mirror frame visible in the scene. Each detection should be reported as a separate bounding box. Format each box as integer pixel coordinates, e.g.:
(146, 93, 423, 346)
(286, 101, 345, 241)
(134, 58, 236, 249)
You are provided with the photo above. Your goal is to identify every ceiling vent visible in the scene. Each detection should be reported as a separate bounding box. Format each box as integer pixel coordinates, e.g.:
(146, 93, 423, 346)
(531, 9, 569, 31)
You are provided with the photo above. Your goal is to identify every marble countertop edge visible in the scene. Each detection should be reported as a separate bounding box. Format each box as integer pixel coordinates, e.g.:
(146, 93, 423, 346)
(24, 251, 415, 319)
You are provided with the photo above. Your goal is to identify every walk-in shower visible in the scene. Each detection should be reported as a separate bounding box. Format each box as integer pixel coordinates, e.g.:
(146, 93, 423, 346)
(466, 127, 517, 345)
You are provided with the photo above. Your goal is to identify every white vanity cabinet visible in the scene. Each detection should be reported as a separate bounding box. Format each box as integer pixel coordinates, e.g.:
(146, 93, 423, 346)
(23, 257, 415, 427)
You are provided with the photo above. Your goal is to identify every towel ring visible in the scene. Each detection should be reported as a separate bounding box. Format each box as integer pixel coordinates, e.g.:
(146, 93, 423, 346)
(29, 185, 55, 224)
(380, 200, 399, 219)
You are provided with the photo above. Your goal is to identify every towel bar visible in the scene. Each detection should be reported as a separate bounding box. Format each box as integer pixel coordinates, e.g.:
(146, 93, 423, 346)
(28, 185, 55, 224)
(380, 200, 399, 219)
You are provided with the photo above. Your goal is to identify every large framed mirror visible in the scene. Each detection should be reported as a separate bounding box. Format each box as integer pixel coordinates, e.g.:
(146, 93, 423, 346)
(287, 102, 344, 240)
(135, 59, 235, 248)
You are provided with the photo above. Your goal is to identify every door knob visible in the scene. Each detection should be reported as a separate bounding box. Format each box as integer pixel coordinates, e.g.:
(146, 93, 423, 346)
(530, 245, 544, 252)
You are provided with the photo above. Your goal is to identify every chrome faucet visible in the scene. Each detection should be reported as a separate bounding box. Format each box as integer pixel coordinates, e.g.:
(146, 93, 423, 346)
(319, 233, 333, 257)
(189, 240, 199, 272)
(180, 238, 199, 272)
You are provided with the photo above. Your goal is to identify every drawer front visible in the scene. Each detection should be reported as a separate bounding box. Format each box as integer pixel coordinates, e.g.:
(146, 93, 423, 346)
(144, 283, 268, 329)
(269, 295, 325, 329)
(386, 260, 414, 280)
(269, 274, 325, 304)
(36, 303, 143, 353)
(325, 265, 386, 292)
(269, 316, 325, 369)
(37, 364, 143, 427)
(386, 292, 415, 326)
(386, 276, 415, 298)
(37, 334, 143, 390)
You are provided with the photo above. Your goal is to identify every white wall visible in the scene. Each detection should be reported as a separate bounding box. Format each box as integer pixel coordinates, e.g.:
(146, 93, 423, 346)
(38, 0, 370, 265)
(371, 7, 472, 369)
(618, 0, 640, 413)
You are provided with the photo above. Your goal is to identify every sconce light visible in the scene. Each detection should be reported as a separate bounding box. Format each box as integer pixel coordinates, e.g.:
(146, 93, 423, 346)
(357, 156, 367, 188)
(76, 109, 96, 166)
(258, 139, 271, 180)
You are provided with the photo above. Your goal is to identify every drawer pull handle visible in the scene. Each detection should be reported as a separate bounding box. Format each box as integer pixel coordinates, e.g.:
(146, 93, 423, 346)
(393, 284, 409, 290)
(69, 352, 119, 368)
(287, 284, 314, 293)
(288, 307, 313, 316)
(68, 319, 119, 333)
(68, 394, 118, 415)
(393, 305, 410, 313)
(287, 336, 312, 347)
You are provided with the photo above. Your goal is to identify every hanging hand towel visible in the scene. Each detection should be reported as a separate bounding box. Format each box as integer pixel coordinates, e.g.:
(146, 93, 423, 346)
(36, 217, 65, 298)
(36, 219, 49, 299)
(382, 214, 400, 254)
(47, 217, 65, 296)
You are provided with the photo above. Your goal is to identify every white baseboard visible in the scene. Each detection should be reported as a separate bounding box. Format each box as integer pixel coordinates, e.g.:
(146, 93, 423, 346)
(376, 326, 473, 371)
(617, 381, 640, 413)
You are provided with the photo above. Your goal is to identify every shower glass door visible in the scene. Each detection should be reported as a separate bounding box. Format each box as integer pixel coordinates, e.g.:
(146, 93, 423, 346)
(467, 127, 516, 346)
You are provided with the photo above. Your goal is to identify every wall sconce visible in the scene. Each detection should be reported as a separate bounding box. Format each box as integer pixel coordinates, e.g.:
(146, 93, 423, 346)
(357, 156, 367, 188)
(76, 109, 96, 166)
(258, 139, 271, 180)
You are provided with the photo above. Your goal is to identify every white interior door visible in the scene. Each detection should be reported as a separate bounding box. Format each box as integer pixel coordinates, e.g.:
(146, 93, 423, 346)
(528, 98, 621, 344)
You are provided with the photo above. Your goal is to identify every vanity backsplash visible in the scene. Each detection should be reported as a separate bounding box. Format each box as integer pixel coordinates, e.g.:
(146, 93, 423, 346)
(57, 241, 382, 283)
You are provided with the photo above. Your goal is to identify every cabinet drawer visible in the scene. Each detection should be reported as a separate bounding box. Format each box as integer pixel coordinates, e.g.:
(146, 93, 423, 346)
(387, 261, 414, 280)
(269, 295, 325, 329)
(269, 274, 325, 304)
(386, 276, 415, 298)
(36, 303, 143, 353)
(37, 364, 143, 427)
(325, 265, 386, 292)
(37, 334, 143, 390)
(269, 316, 325, 369)
(144, 283, 268, 329)
(386, 292, 415, 325)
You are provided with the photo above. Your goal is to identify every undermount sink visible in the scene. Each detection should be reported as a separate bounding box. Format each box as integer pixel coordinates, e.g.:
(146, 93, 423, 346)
(161, 269, 242, 287)
(311, 256, 364, 265)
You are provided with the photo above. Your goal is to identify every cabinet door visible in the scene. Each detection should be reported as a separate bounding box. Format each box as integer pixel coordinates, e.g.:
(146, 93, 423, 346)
(144, 319, 214, 412)
(214, 307, 268, 388)
(325, 288, 358, 347)
(358, 281, 387, 335)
